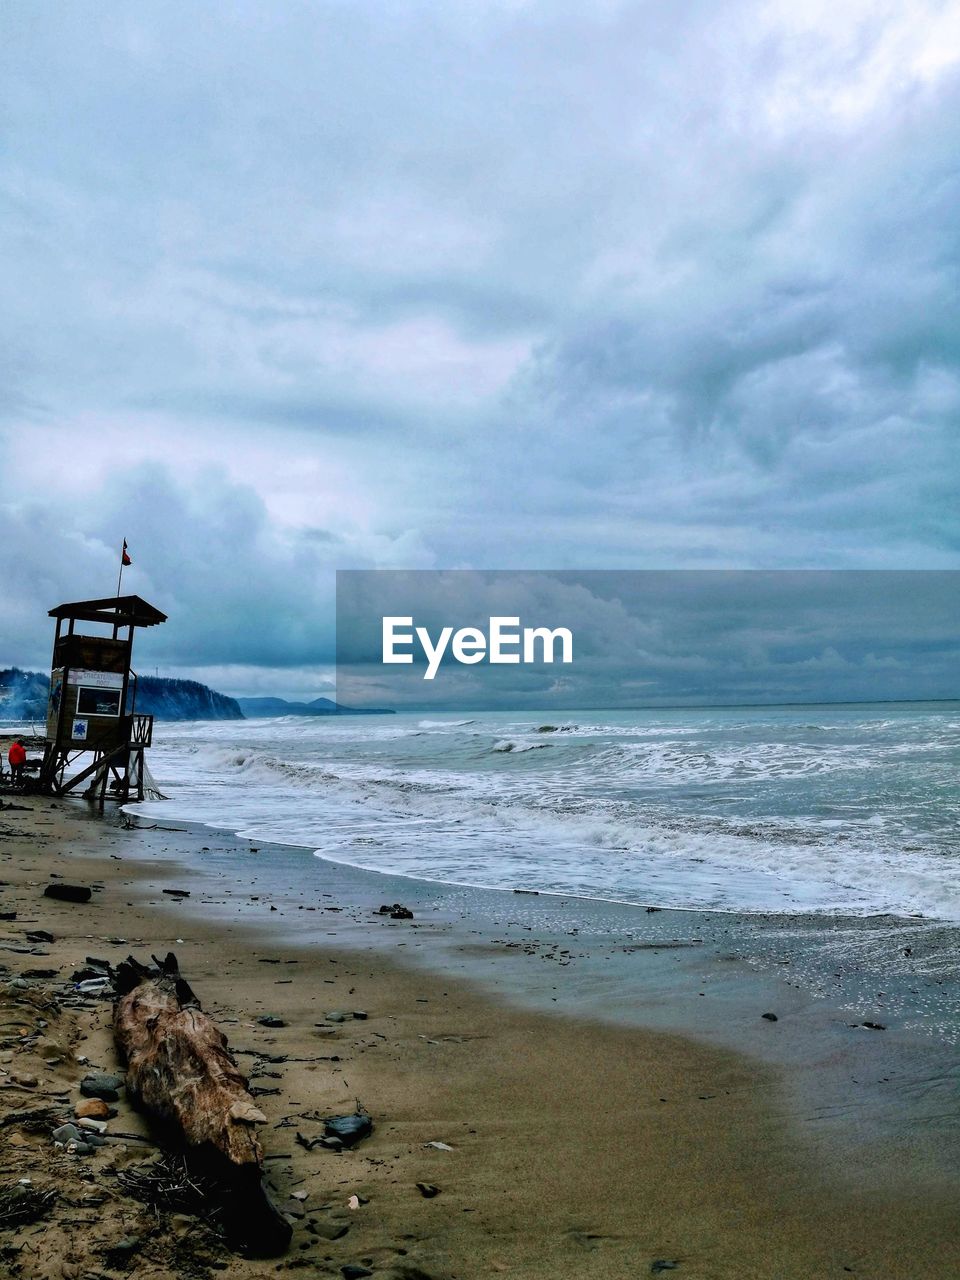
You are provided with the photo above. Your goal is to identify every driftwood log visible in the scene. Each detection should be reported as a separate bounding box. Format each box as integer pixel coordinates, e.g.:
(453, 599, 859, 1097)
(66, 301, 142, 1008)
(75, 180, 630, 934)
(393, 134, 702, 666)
(114, 953, 291, 1256)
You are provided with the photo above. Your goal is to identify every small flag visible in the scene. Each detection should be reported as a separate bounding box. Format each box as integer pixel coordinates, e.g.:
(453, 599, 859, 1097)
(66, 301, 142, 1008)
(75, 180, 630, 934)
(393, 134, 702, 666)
(121, 539, 132, 567)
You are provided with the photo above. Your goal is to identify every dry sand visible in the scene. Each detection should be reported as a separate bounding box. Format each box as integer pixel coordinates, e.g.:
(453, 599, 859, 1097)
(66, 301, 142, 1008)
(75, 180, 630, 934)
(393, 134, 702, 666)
(1, 795, 958, 1279)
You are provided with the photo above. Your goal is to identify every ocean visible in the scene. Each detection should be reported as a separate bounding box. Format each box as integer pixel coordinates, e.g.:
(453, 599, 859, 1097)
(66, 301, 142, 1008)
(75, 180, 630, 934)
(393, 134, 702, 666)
(130, 701, 960, 923)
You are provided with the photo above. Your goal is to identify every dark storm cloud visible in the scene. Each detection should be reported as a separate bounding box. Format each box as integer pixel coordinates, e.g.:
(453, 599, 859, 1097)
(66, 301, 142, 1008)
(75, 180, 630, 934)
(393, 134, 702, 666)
(0, 465, 348, 673)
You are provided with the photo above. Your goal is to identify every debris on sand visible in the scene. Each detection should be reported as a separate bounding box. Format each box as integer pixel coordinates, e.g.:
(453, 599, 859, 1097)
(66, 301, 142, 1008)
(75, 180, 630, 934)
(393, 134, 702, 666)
(0, 1106, 62, 1134)
(42, 883, 91, 904)
(114, 952, 291, 1256)
(117, 1151, 230, 1220)
(375, 903, 414, 919)
(0, 1182, 57, 1230)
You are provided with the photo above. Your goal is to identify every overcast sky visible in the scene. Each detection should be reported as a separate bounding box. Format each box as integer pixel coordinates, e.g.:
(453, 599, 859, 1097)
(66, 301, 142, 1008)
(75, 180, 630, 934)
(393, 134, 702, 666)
(336, 570, 960, 707)
(2, 2, 959, 697)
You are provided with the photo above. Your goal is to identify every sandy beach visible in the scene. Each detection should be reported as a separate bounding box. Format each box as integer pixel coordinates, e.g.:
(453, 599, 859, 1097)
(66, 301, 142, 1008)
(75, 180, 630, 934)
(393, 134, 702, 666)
(1, 795, 958, 1280)
(3, 0, 958, 1271)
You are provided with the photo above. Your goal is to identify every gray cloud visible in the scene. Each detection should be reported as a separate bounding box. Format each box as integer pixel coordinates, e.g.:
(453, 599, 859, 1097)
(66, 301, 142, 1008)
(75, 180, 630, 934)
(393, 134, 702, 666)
(0, 463, 430, 679)
(1, 1, 959, 691)
(336, 570, 960, 709)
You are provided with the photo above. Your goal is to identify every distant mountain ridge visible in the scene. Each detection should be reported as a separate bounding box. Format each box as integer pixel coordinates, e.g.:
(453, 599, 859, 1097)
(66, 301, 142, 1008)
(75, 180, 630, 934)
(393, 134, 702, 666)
(0, 668, 243, 721)
(237, 696, 394, 717)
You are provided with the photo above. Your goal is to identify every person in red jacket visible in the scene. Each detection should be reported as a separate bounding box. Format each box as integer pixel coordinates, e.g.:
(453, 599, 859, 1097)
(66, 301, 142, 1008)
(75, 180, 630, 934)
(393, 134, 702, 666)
(7, 739, 26, 786)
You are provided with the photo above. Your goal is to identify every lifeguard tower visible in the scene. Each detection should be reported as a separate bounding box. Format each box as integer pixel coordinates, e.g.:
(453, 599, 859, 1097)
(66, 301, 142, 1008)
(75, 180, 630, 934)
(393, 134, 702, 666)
(39, 595, 167, 809)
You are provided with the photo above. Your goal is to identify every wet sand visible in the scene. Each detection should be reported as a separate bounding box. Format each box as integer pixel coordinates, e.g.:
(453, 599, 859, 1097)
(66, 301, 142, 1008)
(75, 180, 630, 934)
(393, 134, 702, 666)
(1, 795, 959, 1279)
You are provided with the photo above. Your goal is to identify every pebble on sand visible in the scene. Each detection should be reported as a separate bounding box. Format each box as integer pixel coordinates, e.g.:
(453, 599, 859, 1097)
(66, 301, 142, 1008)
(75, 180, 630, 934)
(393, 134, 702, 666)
(323, 1113, 373, 1147)
(75, 1097, 112, 1119)
(80, 1072, 124, 1102)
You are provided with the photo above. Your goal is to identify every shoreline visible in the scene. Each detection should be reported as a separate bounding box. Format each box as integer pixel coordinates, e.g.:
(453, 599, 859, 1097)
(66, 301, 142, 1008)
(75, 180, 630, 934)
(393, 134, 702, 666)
(1, 796, 959, 1277)
(115, 700, 960, 923)
(121, 800, 960, 1098)
(52, 798, 960, 1175)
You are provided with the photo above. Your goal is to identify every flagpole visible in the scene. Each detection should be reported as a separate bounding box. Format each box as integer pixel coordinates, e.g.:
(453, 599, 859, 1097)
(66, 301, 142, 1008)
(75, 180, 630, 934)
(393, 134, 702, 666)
(116, 542, 125, 600)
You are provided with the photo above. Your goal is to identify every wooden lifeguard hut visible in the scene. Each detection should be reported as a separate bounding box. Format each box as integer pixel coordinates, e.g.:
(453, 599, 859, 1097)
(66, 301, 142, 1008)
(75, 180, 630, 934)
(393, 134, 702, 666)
(39, 595, 167, 808)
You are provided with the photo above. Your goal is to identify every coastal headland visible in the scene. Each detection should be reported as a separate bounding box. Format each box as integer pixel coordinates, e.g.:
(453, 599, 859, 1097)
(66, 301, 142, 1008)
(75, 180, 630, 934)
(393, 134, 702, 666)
(0, 797, 958, 1279)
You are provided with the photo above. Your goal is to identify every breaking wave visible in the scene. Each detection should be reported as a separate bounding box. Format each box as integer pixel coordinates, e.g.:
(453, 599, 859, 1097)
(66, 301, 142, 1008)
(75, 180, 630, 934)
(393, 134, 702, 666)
(128, 704, 960, 921)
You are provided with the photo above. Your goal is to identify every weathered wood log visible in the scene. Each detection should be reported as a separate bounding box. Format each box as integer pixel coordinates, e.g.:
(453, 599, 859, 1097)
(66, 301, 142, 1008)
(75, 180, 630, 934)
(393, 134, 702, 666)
(114, 952, 291, 1256)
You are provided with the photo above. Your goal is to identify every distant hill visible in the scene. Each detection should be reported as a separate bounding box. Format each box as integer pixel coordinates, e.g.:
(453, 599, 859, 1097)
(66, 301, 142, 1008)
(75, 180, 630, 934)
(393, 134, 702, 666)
(237, 695, 394, 717)
(0, 669, 243, 722)
(132, 676, 243, 721)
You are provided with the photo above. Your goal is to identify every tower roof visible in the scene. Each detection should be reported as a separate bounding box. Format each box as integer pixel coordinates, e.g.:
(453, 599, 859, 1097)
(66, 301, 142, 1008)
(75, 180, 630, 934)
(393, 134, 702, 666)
(47, 595, 167, 628)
